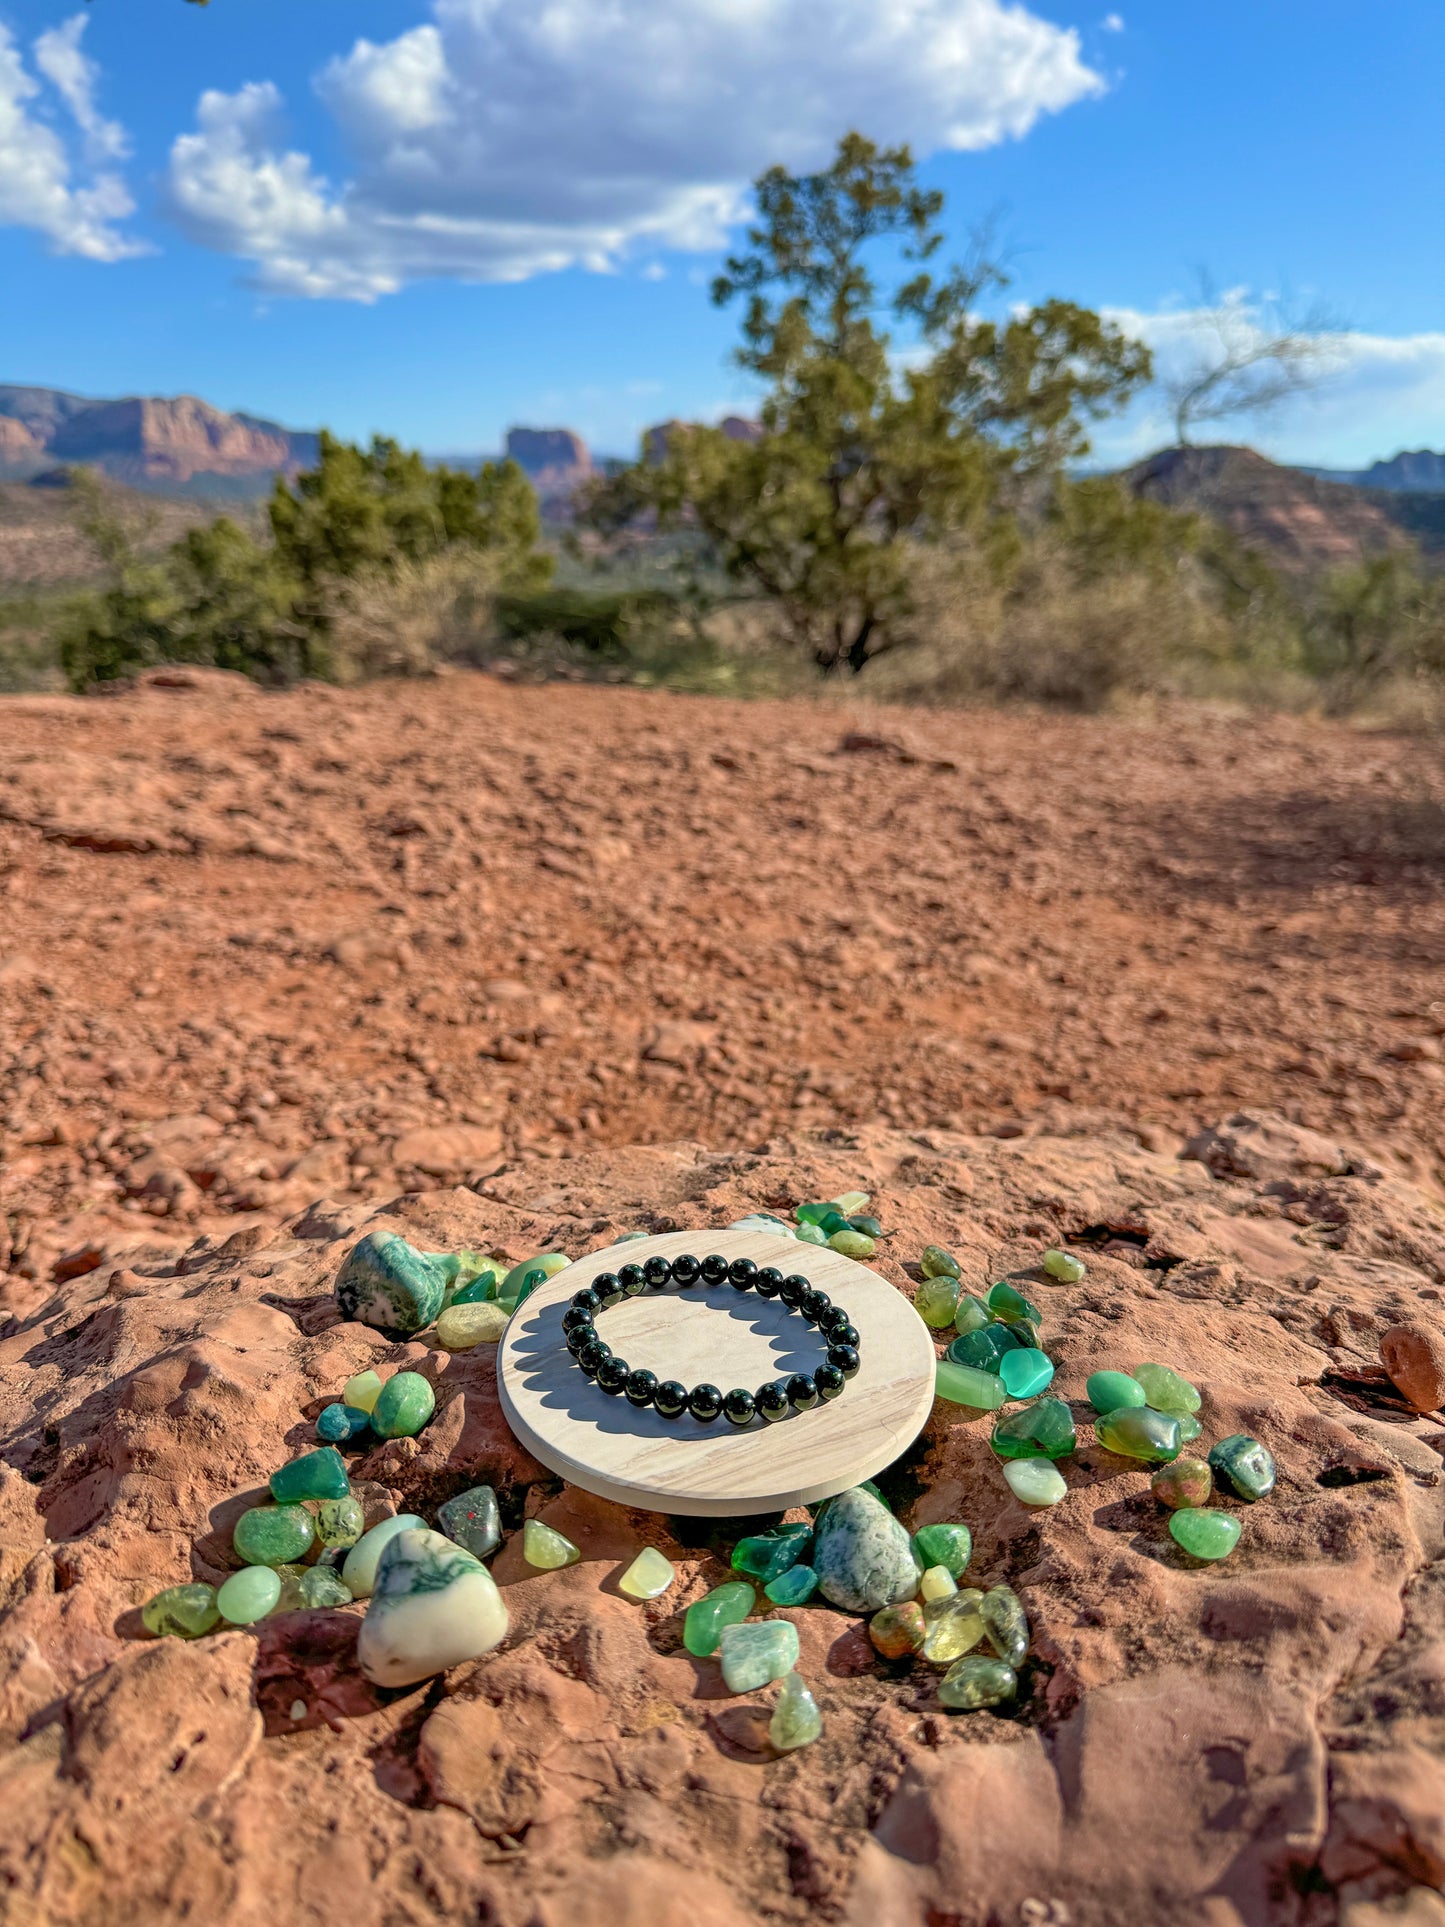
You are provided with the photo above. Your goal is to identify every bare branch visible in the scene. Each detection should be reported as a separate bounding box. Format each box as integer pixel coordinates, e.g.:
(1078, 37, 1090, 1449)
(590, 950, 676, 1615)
(1162, 274, 1349, 446)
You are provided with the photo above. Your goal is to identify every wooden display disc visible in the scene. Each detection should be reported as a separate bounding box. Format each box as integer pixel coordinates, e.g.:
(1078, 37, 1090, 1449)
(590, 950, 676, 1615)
(497, 1229, 936, 1517)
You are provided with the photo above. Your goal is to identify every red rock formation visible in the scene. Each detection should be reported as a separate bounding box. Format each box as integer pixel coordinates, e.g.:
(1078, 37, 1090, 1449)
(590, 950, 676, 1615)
(49, 395, 303, 484)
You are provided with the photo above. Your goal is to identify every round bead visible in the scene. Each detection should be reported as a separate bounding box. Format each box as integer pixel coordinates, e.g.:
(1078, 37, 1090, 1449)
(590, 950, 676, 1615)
(577, 1339, 609, 1378)
(779, 1274, 808, 1307)
(642, 1255, 672, 1289)
(700, 1253, 729, 1285)
(592, 1272, 624, 1307)
(754, 1267, 784, 1298)
(786, 1372, 821, 1411)
(561, 1306, 594, 1334)
(828, 1344, 861, 1378)
(830, 1320, 861, 1350)
(755, 1380, 791, 1423)
(596, 1356, 630, 1395)
(728, 1258, 758, 1290)
(625, 1368, 659, 1407)
(571, 1287, 602, 1314)
(723, 1387, 757, 1427)
(565, 1325, 593, 1357)
(671, 1253, 701, 1286)
(689, 1383, 724, 1422)
(799, 1288, 829, 1322)
(618, 1264, 647, 1296)
(653, 1380, 689, 1419)
(820, 1305, 852, 1337)
(814, 1362, 846, 1401)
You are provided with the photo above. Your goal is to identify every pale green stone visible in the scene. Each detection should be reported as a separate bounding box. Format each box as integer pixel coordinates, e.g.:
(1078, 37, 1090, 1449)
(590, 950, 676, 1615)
(921, 1588, 985, 1664)
(939, 1655, 1017, 1710)
(831, 1191, 870, 1216)
(299, 1567, 353, 1609)
(233, 1503, 314, 1567)
(1169, 1508, 1242, 1560)
(343, 1370, 383, 1414)
(718, 1619, 799, 1692)
(359, 1528, 509, 1687)
(523, 1519, 580, 1570)
(217, 1565, 282, 1625)
(1002, 1457, 1068, 1507)
(496, 1252, 569, 1311)
(1086, 1370, 1147, 1415)
(340, 1513, 426, 1598)
(914, 1273, 963, 1329)
(935, 1359, 1007, 1410)
(335, 1231, 446, 1335)
(619, 1547, 675, 1600)
(953, 1294, 991, 1335)
(828, 1228, 876, 1258)
(370, 1371, 435, 1439)
(920, 1245, 961, 1280)
(793, 1223, 828, 1246)
(683, 1580, 754, 1657)
(316, 1495, 366, 1549)
(769, 1672, 822, 1751)
(980, 1584, 1029, 1665)
(1133, 1362, 1201, 1417)
(435, 1302, 509, 1350)
(1041, 1249, 1086, 1283)
(271, 1563, 312, 1613)
(142, 1583, 220, 1639)
(919, 1564, 957, 1602)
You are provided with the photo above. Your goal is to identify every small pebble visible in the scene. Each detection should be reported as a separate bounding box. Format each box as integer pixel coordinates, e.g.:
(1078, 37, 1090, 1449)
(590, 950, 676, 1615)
(523, 1519, 580, 1570)
(1380, 1322, 1445, 1414)
(769, 1671, 823, 1750)
(1169, 1508, 1242, 1561)
(828, 1228, 876, 1258)
(217, 1565, 282, 1625)
(980, 1584, 1029, 1666)
(1002, 1457, 1067, 1507)
(619, 1547, 675, 1600)
(290, 1700, 307, 1722)
(869, 1602, 926, 1658)
(918, 1564, 957, 1603)
(914, 1273, 963, 1328)
(1041, 1249, 1086, 1283)
(920, 1245, 961, 1280)
(343, 1370, 383, 1415)
(435, 1301, 509, 1350)
(233, 1503, 315, 1568)
(1151, 1457, 1214, 1510)
(939, 1655, 1017, 1710)
(1094, 1405, 1181, 1464)
(684, 1581, 754, 1657)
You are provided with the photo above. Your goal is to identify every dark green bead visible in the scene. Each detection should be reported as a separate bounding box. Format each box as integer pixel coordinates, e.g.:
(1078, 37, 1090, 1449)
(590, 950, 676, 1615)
(1208, 1434, 1276, 1501)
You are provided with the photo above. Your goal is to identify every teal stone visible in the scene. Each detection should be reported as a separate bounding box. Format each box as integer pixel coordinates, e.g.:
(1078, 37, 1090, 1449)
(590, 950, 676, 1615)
(334, 1231, 446, 1335)
(1086, 1371, 1147, 1415)
(813, 1487, 920, 1612)
(998, 1348, 1055, 1399)
(987, 1281, 1042, 1325)
(315, 1496, 366, 1549)
(371, 1371, 436, 1440)
(1095, 1404, 1182, 1464)
(233, 1503, 315, 1567)
(764, 1564, 819, 1607)
(914, 1273, 963, 1328)
(947, 1324, 1024, 1373)
(683, 1580, 755, 1657)
(437, 1485, 502, 1559)
(1170, 1508, 1242, 1560)
(718, 1619, 799, 1692)
(991, 1398, 1076, 1461)
(142, 1583, 220, 1639)
(769, 1671, 823, 1750)
(980, 1584, 1029, 1665)
(1208, 1434, 1276, 1501)
(939, 1655, 1017, 1710)
(953, 1294, 991, 1336)
(217, 1564, 283, 1624)
(316, 1404, 370, 1443)
(920, 1245, 961, 1279)
(731, 1522, 812, 1583)
(1133, 1362, 1202, 1417)
(911, 1522, 972, 1578)
(935, 1359, 1008, 1410)
(451, 1272, 501, 1307)
(298, 1566, 353, 1609)
(269, 1446, 350, 1504)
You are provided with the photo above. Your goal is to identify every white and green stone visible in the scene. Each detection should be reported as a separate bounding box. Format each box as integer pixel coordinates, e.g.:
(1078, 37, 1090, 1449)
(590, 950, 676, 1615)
(769, 1672, 823, 1751)
(334, 1231, 447, 1335)
(813, 1487, 921, 1612)
(358, 1527, 509, 1687)
(340, 1513, 426, 1598)
(718, 1619, 800, 1693)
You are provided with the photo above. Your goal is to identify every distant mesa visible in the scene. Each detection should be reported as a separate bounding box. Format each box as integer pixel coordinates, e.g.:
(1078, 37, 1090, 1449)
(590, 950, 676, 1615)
(643, 415, 763, 463)
(503, 426, 593, 502)
(1354, 448, 1445, 493)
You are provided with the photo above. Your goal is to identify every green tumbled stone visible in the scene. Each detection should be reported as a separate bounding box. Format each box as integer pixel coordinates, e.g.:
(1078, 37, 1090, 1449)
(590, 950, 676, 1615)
(936, 1359, 1007, 1410)
(1151, 1457, 1213, 1510)
(1002, 1457, 1067, 1506)
(1208, 1434, 1276, 1501)
(794, 1223, 828, 1247)
(370, 1371, 436, 1440)
(848, 1215, 884, 1239)
(828, 1228, 876, 1258)
(939, 1655, 1017, 1710)
(217, 1564, 283, 1625)
(271, 1563, 312, 1613)
(987, 1281, 1042, 1325)
(1087, 1370, 1147, 1415)
(522, 1519, 580, 1570)
(299, 1566, 353, 1609)
(869, 1602, 926, 1658)
(1169, 1508, 1242, 1560)
(1041, 1249, 1086, 1283)
(315, 1495, 366, 1549)
(990, 1398, 1076, 1461)
(920, 1245, 962, 1280)
(914, 1273, 963, 1328)
(980, 1584, 1029, 1665)
(437, 1485, 502, 1560)
(620, 1548, 676, 1600)
(998, 1348, 1055, 1399)
(1095, 1404, 1182, 1464)
(335, 1231, 446, 1335)
(448, 1257, 505, 1306)
(270, 1446, 350, 1504)
(953, 1294, 991, 1336)
(142, 1583, 220, 1639)
(831, 1190, 870, 1216)
(1133, 1362, 1202, 1417)
(684, 1580, 755, 1657)
(947, 1324, 1022, 1373)
(316, 1403, 371, 1443)
(732, 1522, 812, 1583)
(769, 1671, 822, 1751)
(497, 1252, 568, 1312)
(795, 1201, 835, 1227)
(921, 1589, 985, 1664)
(911, 1522, 972, 1579)
(718, 1619, 800, 1693)
(1176, 1413, 1203, 1443)
(765, 1564, 819, 1607)
(233, 1502, 315, 1567)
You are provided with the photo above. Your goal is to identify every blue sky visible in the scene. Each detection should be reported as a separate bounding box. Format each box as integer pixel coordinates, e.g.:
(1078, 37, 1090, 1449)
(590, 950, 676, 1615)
(0, 0, 1440, 466)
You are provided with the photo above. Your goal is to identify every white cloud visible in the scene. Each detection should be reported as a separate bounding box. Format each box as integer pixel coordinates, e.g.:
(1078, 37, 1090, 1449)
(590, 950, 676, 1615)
(165, 0, 1103, 300)
(0, 15, 139, 261)
(1101, 13, 1125, 31)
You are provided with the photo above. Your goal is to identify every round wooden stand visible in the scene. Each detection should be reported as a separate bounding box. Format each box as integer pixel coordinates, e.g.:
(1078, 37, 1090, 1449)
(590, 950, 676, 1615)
(497, 1229, 936, 1517)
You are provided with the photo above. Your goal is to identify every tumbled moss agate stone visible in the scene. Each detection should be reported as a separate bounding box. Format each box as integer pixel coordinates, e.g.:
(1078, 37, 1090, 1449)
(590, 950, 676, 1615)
(523, 1519, 580, 1570)
(813, 1488, 920, 1612)
(948, 1324, 1023, 1373)
(770, 1672, 823, 1751)
(1002, 1457, 1067, 1506)
(1169, 1508, 1242, 1560)
(342, 1513, 426, 1597)
(1151, 1457, 1213, 1510)
(435, 1302, 509, 1350)
(316, 1403, 370, 1443)
(315, 1494, 366, 1548)
(870, 1602, 926, 1658)
(920, 1244, 961, 1280)
(921, 1589, 985, 1664)
(828, 1228, 876, 1258)
(217, 1564, 282, 1625)
(234, 1502, 314, 1567)
(1041, 1249, 1086, 1283)
(299, 1566, 353, 1609)
(359, 1528, 509, 1687)
(1133, 1362, 1202, 1417)
(1087, 1370, 1147, 1415)
(719, 1619, 799, 1692)
(1095, 1404, 1182, 1464)
(980, 1584, 1029, 1665)
(919, 1564, 957, 1603)
(371, 1371, 436, 1440)
(991, 1398, 1076, 1461)
(987, 1281, 1042, 1325)
(999, 1348, 1055, 1399)
(732, 1522, 812, 1583)
(437, 1485, 502, 1560)
(683, 1580, 754, 1657)
(343, 1370, 383, 1415)
(619, 1547, 675, 1600)
(1208, 1433, 1276, 1501)
(270, 1446, 350, 1504)
(765, 1564, 819, 1607)
(335, 1231, 446, 1335)
(953, 1294, 991, 1336)
(911, 1522, 972, 1578)
(914, 1273, 963, 1328)
(936, 1359, 1007, 1410)
(939, 1655, 1017, 1710)
(142, 1583, 220, 1639)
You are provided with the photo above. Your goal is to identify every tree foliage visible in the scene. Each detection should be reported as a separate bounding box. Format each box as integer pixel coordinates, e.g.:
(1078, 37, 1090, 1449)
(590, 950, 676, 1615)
(582, 132, 1152, 672)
